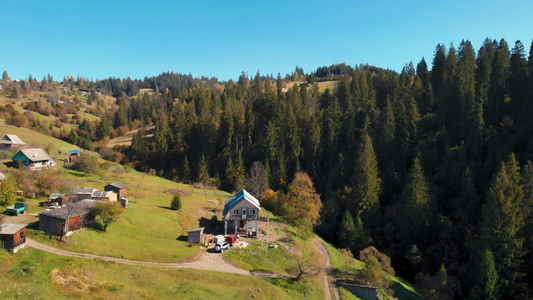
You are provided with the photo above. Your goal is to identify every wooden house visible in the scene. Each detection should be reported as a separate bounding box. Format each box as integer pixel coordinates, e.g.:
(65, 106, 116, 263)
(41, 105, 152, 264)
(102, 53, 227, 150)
(49, 193, 69, 206)
(12, 148, 55, 171)
(0, 134, 25, 151)
(222, 189, 261, 237)
(104, 183, 127, 200)
(39, 200, 97, 236)
(0, 223, 27, 253)
(187, 227, 205, 244)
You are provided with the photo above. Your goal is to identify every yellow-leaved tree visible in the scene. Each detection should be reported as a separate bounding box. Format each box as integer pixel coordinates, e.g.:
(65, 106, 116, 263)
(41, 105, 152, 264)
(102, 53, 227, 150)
(286, 172, 322, 228)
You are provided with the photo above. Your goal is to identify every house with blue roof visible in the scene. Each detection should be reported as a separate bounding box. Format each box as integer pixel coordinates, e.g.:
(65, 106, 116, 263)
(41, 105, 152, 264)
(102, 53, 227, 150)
(223, 189, 261, 237)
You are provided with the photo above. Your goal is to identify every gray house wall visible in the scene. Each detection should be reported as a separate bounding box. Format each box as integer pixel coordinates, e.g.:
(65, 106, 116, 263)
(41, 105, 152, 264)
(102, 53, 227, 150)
(223, 200, 259, 235)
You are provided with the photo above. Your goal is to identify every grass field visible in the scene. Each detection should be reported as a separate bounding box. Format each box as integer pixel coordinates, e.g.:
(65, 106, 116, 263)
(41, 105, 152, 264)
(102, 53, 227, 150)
(0, 247, 317, 299)
(0, 124, 80, 156)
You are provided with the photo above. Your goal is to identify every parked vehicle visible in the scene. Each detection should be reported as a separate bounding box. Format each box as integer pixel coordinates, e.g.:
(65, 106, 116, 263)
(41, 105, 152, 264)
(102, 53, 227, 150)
(215, 242, 229, 252)
(6, 202, 26, 216)
(225, 234, 239, 245)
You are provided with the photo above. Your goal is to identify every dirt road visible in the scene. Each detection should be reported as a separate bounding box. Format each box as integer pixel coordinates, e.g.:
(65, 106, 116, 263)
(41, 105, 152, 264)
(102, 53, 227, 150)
(312, 237, 340, 300)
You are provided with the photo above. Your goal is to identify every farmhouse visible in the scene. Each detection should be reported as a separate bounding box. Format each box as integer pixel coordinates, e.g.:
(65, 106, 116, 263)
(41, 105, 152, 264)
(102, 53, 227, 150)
(49, 193, 69, 206)
(223, 189, 261, 237)
(12, 148, 55, 171)
(0, 134, 25, 150)
(104, 182, 127, 200)
(39, 199, 98, 236)
(0, 223, 27, 253)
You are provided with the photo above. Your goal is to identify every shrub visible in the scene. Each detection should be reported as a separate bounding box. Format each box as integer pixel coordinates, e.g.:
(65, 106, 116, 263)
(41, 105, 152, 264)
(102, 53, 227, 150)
(170, 194, 182, 210)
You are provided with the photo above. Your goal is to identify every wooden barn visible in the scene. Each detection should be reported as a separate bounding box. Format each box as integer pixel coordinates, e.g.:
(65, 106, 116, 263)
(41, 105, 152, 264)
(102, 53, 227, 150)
(0, 134, 25, 150)
(72, 187, 97, 202)
(49, 193, 69, 206)
(39, 200, 97, 236)
(0, 223, 27, 253)
(223, 189, 261, 237)
(104, 183, 127, 200)
(12, 148, 55, 171)
(187, 227, 205, 244)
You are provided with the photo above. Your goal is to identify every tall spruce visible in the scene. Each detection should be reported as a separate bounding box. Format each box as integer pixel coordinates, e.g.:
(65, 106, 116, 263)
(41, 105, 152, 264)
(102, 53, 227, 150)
(481, 154, 525, 298)
(351, 133, 381, 233)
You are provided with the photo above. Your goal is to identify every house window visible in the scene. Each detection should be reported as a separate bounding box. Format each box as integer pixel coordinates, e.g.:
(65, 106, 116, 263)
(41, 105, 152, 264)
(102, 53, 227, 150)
(249, 209, 256, 215)
(233, 209, 239, 215)
(19, 231, 24, 240)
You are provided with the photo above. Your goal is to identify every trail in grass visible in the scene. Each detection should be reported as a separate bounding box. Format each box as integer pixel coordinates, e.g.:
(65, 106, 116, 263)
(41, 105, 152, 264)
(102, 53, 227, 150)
(26, 238, 295, 278)
(312, 237, 340, 300)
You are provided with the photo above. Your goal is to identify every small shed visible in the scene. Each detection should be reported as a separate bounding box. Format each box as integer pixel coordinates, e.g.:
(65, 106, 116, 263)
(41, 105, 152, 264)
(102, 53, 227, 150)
(49, 193, 69, 206)
(187, 227, 205, 244)
(0, 223, 27, 253)
(69, 149, 81, 163)
(91, 190, 117, 202)
(104, 183, 127, 200)
(72, 187, 97, 202)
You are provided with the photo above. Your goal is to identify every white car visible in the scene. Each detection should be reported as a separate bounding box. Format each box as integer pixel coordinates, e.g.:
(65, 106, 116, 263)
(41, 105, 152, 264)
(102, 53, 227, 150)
(214, 242, 229, 252)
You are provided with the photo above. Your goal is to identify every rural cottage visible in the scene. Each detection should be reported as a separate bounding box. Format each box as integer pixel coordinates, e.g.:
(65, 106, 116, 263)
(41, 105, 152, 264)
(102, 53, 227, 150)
(223, 189, 261, 237)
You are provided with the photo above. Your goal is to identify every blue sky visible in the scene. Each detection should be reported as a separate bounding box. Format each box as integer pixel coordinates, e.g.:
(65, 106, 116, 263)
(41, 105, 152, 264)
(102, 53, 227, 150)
(2, 1, 532, 81)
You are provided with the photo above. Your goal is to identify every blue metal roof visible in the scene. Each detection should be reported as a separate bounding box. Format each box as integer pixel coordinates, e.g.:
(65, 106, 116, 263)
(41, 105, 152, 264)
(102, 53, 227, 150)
(223, 189, 261, 216)
(69, 150, 81, 154)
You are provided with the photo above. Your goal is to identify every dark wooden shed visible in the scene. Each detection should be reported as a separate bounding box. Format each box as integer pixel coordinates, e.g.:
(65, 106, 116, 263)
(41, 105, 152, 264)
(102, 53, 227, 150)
(0, 223, 27, 253)
(39, 200, 97, 236)
(49, 193, 69, 206)
(104, 183, 127, 200)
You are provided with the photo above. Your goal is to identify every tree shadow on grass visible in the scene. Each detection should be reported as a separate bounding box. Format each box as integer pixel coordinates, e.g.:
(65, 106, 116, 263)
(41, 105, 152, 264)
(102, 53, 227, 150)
(157, 205, 175, 211)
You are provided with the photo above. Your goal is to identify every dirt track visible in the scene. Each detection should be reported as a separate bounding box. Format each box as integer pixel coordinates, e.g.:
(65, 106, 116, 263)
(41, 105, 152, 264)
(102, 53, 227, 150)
(312, 237, 340, 300)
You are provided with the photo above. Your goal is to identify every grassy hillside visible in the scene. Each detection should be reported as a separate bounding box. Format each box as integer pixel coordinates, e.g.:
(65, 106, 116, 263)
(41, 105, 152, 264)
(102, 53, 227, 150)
(0, 124, 79, 155)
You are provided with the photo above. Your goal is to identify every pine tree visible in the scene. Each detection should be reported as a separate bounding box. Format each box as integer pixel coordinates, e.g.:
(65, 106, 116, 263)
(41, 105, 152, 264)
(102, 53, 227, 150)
(183, 156, 191, 184)
(471, 249, 498, 300)
(351, 133, 381, 232)
(338, 210, 356, 250)
(197, 154, 209, 184)
(481, 154, 525, 297)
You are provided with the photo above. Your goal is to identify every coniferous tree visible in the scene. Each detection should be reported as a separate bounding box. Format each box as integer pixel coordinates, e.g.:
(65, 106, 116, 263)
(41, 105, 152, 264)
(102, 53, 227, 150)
(197, 154, 209, 184)
(481, 154, 525, 298)
(182, 156, 191, 184)
(351, 133, 381, 233)
(471, 248, 498, 300)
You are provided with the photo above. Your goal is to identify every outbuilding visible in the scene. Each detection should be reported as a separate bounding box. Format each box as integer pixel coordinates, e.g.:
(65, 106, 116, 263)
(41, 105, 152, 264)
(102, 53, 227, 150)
(104, 183, 127, 200)
(187, 227, 205, 244)
(0, 223, 27, 253)
(39, 199, 97, 236)
(49, 193, 69, 206)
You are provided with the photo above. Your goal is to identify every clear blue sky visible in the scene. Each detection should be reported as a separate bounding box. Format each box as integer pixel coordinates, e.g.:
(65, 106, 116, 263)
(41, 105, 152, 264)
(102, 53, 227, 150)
(2, 1, 532, 82)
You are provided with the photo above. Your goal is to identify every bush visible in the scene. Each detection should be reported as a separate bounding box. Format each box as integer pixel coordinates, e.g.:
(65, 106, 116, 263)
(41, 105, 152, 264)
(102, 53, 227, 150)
(170, 194, 182, 210)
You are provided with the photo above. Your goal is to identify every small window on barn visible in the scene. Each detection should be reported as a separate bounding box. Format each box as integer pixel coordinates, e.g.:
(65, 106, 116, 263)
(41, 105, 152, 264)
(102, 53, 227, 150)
(233, 209, 239, 215)
(249, 209, 256, 215)
(20, 231, 24, 239)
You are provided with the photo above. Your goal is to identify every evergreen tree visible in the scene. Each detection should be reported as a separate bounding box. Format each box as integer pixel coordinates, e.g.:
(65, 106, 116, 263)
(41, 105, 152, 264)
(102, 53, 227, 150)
(471, 249, 498, 300)
(182, 156, 191, 184)
(338, 210, 356, 250)
(197, 154, 209, 184)
(351, 133, 381, 232)
(481, 154, 525, 297)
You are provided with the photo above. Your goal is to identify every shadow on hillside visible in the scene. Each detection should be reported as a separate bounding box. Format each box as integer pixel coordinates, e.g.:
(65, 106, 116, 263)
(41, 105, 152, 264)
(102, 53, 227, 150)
(157, 205, 174, 211)
(176, 235, 188, 241)
(198, 216, 221, 235)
